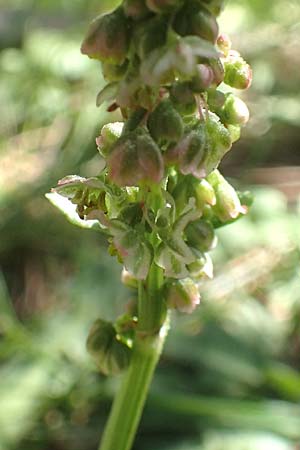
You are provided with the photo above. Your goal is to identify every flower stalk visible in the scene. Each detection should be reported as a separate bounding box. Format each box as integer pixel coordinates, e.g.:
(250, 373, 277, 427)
(47, 0, 253, 448)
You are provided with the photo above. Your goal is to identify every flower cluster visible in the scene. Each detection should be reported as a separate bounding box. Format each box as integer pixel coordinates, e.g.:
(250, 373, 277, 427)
(49, 0, 252, 373)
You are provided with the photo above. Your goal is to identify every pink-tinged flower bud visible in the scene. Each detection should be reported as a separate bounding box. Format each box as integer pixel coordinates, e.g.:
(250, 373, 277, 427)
(86, 319, 131, 375)
(146, 0, 179, 13)
(165, 278, 200, 313)
(174, 2, 219, 43)
(221, 94, 250, 126)
(207, 169, 247, 222)
(147, 99, 184, 143)
(96, 122, 124, 157)
(224, 54, 252, 90)
(209, 58, 225, 87)
(81, 8, 131, 64)
(107, 127, 164, 186)
(217, 33, 231, 56)
(123, 0, 150, 20)
(190, 64, 215, 92)
(185, 219, 217, 252)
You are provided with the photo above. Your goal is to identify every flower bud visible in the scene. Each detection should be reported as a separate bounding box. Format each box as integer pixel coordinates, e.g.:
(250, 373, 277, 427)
(187, 253, 213, 279)
(148, 99, 184, 144)
(193, 179, 217, 209)
(207, 169, 246, 222)
(224, 54, 252, 90)
(209, 58, 225, 87)
(86, 319, 131, 375)
(146, 0, 179, 13)
(217, 33, 231, 57)
(135, 16, 168, 60)
(174, 2, 219, 43)
(123, 0, 150, 20)
(165, 278, 200, 313)
(81, 8, 130, 64)
(107, 127, 164, 186)
(96, 122, 124, 157)
(226, 124, 241, 143)
(185, 219, 217, 252)
(170, 82, 197, 116)
(220, 94, 250, 126)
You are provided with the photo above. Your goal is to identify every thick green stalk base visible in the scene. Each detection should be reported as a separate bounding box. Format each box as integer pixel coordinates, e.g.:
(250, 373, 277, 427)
(98, 321, 169, 450)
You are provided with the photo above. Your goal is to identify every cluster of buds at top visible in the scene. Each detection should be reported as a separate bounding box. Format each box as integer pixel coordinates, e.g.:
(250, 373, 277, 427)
(50, 0, 252, 372)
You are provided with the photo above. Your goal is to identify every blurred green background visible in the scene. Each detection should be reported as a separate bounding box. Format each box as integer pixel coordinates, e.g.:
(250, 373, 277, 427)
(1, 1, 300, 449)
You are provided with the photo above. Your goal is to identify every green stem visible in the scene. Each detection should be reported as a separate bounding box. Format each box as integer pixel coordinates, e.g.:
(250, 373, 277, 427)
(98, 263, 169, 450)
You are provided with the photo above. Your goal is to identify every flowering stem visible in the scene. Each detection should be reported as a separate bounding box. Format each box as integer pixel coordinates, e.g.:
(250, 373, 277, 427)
(98, 263, 169, 450)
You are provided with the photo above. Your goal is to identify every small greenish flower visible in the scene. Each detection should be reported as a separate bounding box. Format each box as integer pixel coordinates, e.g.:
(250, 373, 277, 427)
(224, 52, 252, 90)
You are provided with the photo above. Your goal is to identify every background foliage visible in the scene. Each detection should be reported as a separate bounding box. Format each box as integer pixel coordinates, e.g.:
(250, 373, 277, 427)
(0, 1, 300, 449)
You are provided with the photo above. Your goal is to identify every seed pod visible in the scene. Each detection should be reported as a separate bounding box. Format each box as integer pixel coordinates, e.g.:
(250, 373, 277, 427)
(146, 0, 179, 13)
(185, 219, 217, 252)
(101, 60, 129, 82)
(174, 2, 219, 43)
(220, 94, 250, 126)
(81, 7, 130, 64)
(86, 319, 131, 375)
(96, 122, 124, 157)
(148, 99, 184, 143)
(123, 0, 150, 20)
(217, 33, 231, 57)
(207, 169, 246, 222)
(165, 278, 200, 313)
(224, 54, 252, 90)
(107, 127, 164, 186)
(170, 82, 197, 116)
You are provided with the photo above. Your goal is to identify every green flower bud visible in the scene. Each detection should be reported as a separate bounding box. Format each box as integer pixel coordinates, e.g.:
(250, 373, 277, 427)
(135, 16, 168, 59)
(123, 0, 150, 20)
(185, 219, 217, 252)
(121, 267, 138, 289)
(187, 252, 213, 279)
(107, 127, 164, 186)
(148, 99, 184, 143)
(217, 33, 231, 57)
(207, 169, 246, 222)
(165, 278, 200, 313)
(193, 178, 216, 209)
(170, 82, 197, 116)
(207, 88, 226, 112)
(101, 60, 129, 82)
(220, 93, 250, 126)
(174, 2, 219, 43)
(86, 319, 131, 375)
(201, 111, 232, 175)
(224, 53, 252, 90)
(96, 122, 124, 157)
(190, 64, 215, 92)
(81, 8, 131, 64)
(146, 0, 179, 13)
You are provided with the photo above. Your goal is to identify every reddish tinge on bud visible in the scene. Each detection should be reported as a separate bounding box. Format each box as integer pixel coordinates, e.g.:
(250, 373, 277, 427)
(81, 8, 130, 64)
(217, 33, 231, 57)
(107, 128, 164, 186)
